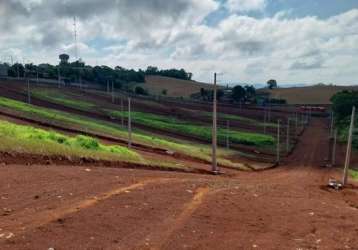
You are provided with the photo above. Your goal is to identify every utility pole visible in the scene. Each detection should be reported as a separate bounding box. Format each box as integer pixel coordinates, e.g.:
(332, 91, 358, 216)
(330, 111, 334, 138)
(128, 97, 132, 148)
(121, 97, 124, 127)
(107, 80, 109, 93)
(276, 119, 280, 164)
(286, 118, 290, 153)
(36, 67, 39, 84)
(79, 69, 82, 89)
(57, 67, 61, 88)
(226, 120, 230, 149)
(24, 65, 31, 104)
(295, 112, 298, 134)
(27, 78, 31, 104)
(268, 104, 271, 122)
(17, 63, 19, 79)
(263, 108, 267, 134)
(111, 80, 114, 103)
(73, 16, 78, 60)
(306, 110, 309, 125)
(332, 129, 337, 166)
(342, 106, 355, 186)
(212, 72, 218, 173)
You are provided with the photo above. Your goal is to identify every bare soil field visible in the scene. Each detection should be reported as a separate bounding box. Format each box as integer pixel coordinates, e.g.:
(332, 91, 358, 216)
(142, 76, 214, 97)
(260, 85, 358, 105)
(1, 118, 357, 250)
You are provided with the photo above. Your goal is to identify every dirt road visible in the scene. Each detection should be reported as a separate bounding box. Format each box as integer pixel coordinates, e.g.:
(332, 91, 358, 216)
(0, 118, 357, 250)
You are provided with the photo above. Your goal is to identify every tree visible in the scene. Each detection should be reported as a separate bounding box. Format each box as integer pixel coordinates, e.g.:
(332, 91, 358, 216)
(331, 91, 358, 120)
(267, 79, 277, 89)
(232, 85, 246, 102)
(331, 90, 358, 149)
(200, 88, 205, 97)
(244, 85, 256, 99)
(135, 86, 148, 96)
(145, 66, 159, 75)
(8, 63, 24, 77)
(145, 66, 192, 80)
(217, 89, 224, 101)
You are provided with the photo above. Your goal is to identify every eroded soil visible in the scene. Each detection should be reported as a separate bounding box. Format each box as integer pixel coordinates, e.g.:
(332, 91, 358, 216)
(0, 118, 357, 250)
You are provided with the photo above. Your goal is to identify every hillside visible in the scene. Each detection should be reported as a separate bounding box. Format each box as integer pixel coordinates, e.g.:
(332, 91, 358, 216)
(260, 85, 358, 105)
(141, 75, 214, 97)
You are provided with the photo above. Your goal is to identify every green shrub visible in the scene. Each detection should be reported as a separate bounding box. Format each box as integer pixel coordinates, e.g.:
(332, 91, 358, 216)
(74, 135, 100, 150)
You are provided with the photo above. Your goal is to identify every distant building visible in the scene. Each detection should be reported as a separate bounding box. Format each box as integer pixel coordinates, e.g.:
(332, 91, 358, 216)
(59, 54, 70, 64)
(0, 64, 9, 77)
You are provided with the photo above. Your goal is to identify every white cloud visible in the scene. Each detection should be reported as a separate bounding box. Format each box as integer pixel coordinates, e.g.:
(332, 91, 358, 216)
(0, 1, 357, 85)
(226, 0, 267, 13)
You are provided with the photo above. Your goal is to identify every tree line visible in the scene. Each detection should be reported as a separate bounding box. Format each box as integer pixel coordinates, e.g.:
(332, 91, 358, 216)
(145, 66, 192, 80)
(2, 60, 193, 89)
(198, 85, 256, 102)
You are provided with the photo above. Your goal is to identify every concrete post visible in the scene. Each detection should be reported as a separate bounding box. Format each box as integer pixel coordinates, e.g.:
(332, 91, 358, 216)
(343, 106, 355, 186)
(276, 120, 280, 164)
(128, 97, 132, 148)
(212, 73, 218, 173)
(332, 129, 337, 166)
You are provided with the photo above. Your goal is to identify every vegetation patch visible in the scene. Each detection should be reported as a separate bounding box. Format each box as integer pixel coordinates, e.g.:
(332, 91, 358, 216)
(0, 97, 246, 168)
(0, 120, 141, 162)
(108, 111, 275, 146)
(350, 169, 358, 180)
(32, 89, 95, 110)
(201, 111, 277, 128)
(331, 91, 358, 149)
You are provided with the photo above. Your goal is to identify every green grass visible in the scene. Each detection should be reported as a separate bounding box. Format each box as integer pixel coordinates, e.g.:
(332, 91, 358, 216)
(32, 89, 95, 110)
(108, 111, 275, 146)
(0, 120, 141, 162)
(30, 90, 276, 143)
(0, 97, 248, 169)
(29, 89, 275, 146)
(335, 116, 358, 149)
(202, 111, 277, 128)
(350, 169, 358, 180)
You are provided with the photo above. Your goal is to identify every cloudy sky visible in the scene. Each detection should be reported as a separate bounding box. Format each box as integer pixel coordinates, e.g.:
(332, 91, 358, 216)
(0, 0, 358, 85)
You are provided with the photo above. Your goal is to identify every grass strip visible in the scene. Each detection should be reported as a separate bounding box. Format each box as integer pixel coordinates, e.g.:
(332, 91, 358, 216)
(108, 111, 275, 146)
(0, 97, 247, 169)
(0, 119, 141, 163)
(32, 89, 96, 110)
(202, 111, 277, 128)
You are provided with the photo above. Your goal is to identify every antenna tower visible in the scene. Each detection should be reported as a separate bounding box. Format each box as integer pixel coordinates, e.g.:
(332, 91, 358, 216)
(73, 16, 78, 60)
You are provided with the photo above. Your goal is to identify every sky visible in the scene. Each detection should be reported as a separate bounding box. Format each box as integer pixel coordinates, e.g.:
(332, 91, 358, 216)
(0, 0, 358, 85)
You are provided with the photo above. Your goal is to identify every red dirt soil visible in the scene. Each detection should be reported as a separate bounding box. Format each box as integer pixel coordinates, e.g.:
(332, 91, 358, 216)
(0, 117, 357, 250)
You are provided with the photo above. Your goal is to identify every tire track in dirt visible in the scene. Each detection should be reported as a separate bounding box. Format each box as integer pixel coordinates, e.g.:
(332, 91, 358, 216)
(0, 178, 180, 242)
(135, 187, 210, 250)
